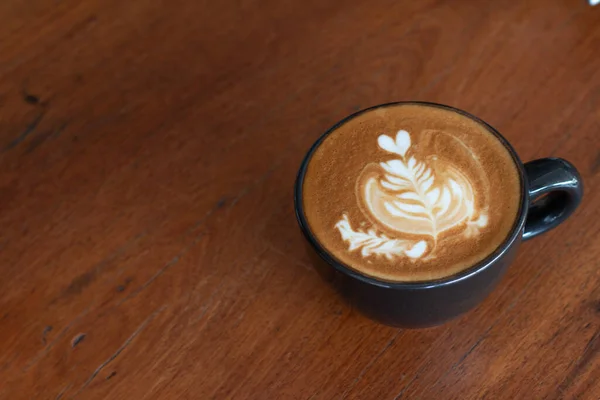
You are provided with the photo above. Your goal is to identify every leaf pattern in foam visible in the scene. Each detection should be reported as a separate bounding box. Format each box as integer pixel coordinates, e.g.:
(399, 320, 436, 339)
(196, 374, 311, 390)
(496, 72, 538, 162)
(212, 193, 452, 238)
(374, 132, 479, 238)
(335, 215, 427, 259)
(335, 129, 488, 261)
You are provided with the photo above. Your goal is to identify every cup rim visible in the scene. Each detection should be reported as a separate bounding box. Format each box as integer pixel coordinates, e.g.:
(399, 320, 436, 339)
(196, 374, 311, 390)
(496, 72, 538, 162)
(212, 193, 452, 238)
(294, 101, 529, 289)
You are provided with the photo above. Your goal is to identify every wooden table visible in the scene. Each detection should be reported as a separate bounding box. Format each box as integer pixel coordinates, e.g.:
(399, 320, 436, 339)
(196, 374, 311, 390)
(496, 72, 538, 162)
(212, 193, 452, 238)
(1, 0, 599, 398)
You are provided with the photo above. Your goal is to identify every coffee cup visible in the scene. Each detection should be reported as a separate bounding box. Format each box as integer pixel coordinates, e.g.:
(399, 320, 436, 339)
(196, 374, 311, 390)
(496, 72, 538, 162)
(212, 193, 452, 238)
(294, 102, 583, 327)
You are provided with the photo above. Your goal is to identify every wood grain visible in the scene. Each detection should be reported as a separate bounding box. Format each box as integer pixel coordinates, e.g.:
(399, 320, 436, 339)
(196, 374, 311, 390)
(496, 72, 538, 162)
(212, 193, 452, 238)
(1, 0, 600, 398)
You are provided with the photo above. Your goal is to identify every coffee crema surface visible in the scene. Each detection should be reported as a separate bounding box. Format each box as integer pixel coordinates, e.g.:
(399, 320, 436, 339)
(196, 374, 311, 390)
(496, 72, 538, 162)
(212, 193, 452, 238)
(301, 104, 522, 282)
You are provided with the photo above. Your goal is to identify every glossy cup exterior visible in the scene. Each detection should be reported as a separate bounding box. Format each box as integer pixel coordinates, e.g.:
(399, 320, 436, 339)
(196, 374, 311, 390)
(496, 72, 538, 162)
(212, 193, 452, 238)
(294, 102, 582, 328)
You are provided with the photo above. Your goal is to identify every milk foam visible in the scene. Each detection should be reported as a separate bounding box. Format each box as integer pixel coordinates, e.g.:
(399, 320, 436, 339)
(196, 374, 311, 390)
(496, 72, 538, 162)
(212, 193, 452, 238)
(335, 129, 489, 260)
(301, 103, 521, 282)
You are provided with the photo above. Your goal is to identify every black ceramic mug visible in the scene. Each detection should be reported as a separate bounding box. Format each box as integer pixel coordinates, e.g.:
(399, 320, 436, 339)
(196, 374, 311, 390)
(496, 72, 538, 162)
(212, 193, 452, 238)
(294, 102, 583, 328)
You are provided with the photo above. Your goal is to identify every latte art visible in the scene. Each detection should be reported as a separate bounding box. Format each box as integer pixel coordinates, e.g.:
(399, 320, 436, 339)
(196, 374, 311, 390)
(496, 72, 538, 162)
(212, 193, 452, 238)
(336, 129, 489, 260)
(301, 103, 521, 282)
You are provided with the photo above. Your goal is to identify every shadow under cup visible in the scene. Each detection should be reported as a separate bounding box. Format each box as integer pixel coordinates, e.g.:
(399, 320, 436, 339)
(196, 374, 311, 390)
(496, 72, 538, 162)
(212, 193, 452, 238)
(294, 102, 584, 328)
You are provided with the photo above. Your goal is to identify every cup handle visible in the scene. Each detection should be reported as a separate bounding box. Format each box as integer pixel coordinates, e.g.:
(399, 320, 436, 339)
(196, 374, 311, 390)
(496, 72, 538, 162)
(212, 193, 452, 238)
(522, 158, 584, 241)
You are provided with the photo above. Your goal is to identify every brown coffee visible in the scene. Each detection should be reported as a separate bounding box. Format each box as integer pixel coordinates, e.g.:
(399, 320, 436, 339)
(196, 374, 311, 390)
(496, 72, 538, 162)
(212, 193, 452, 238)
(301, 103, 522, 282)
